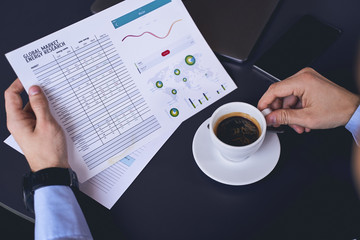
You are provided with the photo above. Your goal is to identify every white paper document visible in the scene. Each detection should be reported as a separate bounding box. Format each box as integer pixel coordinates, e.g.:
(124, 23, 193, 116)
(79, 129, 174, 209)
(5, 0, 237, 207)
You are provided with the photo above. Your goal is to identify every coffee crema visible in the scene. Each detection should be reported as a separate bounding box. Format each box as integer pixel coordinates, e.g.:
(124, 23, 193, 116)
(214, 112, 261, 146)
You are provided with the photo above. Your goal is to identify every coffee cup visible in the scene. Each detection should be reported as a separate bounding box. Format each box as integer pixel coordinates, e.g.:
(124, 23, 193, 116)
(209, 102, 267, 162)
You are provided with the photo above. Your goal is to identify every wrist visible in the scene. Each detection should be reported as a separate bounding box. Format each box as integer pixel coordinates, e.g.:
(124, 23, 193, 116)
(22, 167, 79, 213)
(29, 158, 70, 172)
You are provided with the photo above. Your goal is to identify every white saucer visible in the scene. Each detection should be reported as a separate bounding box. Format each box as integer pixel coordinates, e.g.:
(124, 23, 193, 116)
(192, 118, 281, 186)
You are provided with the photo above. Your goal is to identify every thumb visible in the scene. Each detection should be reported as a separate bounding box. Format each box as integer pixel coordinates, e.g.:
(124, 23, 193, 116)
(266, 108, 305, 127)
(28, 85, 52, 121)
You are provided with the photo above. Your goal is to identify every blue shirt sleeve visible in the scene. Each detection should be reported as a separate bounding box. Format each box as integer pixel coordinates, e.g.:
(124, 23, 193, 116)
(34, 185, 93, 240)
(345, 105, 360, 146)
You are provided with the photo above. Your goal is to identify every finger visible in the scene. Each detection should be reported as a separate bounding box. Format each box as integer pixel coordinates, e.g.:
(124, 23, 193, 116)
(266, 108, 307, 127)
(23, 102, 36, 118)
(270, 98, 283, 110)
(4, 79, 25, 122)
(28, 85, 52, 122)
(23, 102, 32, 113)
(289, 124, 305, 134)
(283, 95, 299, 109)
(258, 76, 305, 110)
(295, 100, 303, 109)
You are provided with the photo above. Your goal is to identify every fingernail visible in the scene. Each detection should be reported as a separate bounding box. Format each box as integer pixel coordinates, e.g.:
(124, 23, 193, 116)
(29, 86, 41, 96)
(268, 115, 277, 125)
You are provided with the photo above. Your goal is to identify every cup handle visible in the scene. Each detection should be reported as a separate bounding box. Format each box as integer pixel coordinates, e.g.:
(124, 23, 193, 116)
(261, 108, 272, 117)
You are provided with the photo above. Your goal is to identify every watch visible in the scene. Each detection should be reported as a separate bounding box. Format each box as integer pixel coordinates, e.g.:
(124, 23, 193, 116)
(22, 167, 79, 213)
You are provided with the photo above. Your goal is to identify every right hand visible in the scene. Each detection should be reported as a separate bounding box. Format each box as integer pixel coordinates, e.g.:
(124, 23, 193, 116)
(4, 79, 69, 172)
(257, 68, 360, 133)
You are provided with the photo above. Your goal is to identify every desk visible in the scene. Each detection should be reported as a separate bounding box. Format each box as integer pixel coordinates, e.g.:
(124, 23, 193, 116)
(1, 0, 360, 239)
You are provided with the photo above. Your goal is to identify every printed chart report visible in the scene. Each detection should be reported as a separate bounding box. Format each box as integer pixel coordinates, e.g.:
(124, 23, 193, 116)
(5, 0, 237, 206)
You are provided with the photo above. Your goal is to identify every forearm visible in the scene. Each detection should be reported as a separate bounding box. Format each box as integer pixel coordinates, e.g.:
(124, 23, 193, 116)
(5, 81, 92, 239)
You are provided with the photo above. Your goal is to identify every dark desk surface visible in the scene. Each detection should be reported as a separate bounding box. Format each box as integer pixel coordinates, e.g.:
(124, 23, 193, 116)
(1, 0, 360, 239)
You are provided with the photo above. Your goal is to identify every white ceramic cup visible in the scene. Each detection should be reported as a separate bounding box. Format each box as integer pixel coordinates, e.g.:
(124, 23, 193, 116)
(209, 102, 267, 162)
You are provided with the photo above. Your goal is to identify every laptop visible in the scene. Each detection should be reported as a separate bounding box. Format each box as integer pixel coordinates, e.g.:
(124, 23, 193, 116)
(91, 0, 280, 62)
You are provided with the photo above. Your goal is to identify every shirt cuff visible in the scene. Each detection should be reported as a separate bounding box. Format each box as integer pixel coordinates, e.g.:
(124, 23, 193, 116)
(345, 105, 360, 146)
(34, 185, 93, 240)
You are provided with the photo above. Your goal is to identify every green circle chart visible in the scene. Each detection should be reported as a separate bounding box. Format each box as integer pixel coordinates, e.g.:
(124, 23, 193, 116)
(174, 69, 181, 75)
(171, 89, 177, 95)
(155, 81, 163, 88)
(185, 55, 196, 65)
(170, 108, 179, 117)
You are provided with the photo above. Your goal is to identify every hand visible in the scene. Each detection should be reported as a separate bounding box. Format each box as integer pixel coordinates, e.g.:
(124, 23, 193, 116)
(257, 68, 360, 133)
(4, 79, 69, 172)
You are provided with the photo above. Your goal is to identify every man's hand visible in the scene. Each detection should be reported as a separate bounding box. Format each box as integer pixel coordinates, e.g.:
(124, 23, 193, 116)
(258, 68, 360, 133)
(4, 79, 69, 172)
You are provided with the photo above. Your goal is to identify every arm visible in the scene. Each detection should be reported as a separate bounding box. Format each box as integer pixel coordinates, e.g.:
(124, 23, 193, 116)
(257, 67, 360, 138)
(4, 79, 92, 239)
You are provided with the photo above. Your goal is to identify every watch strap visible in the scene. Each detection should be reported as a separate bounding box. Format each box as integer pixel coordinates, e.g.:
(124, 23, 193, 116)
(28, 168, 78, 191)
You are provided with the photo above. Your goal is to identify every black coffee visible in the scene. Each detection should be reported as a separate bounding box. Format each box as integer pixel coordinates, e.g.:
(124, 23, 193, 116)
(215, 114, 260, 146)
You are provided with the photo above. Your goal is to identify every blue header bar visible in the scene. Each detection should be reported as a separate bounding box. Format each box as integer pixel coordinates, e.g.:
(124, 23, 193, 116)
(112, 0, 171, 29)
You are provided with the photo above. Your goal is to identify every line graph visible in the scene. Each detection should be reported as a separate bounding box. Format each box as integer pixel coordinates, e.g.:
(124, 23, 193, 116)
(122, 19, 182, 42)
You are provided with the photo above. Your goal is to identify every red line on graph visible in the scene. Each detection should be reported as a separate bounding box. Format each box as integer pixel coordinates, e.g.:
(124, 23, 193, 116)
(122, 19, 182, 42)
